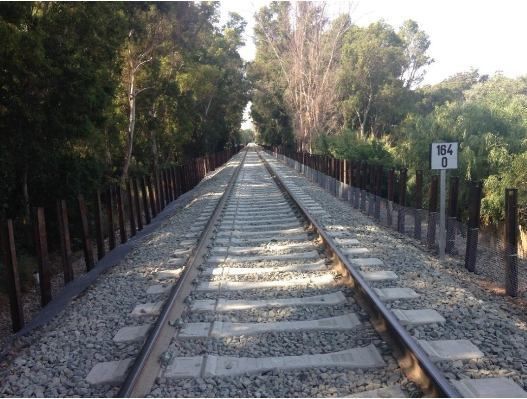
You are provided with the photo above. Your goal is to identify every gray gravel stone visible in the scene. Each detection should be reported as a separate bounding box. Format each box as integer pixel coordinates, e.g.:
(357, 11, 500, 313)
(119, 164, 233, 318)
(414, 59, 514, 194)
(149, 149, 412, 397)
(0, 153, 244, 397)
(261, 151, 527, 396)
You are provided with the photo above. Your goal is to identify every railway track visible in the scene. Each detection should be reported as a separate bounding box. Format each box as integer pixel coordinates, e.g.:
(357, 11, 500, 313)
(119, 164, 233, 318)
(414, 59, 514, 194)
(106, 146, 460, 398)
(68, 144, 525, 398)
(3, 147, 526, 397)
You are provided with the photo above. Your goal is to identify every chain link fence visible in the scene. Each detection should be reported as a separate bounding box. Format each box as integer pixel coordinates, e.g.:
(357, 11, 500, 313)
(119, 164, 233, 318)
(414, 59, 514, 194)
(267, 148, 526, 299)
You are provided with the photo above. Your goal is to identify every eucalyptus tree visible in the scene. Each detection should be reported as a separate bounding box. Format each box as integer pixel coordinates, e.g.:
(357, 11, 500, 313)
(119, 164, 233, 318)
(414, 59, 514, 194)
(0, 2, 249, 222)
(120, 3, 248, 173)
(249, 2, 294, 147)
(119, 2, 177, 181)
(399, 19, 433, 89)
(338, 22, 407, 137)
(250, 1, 350, 151)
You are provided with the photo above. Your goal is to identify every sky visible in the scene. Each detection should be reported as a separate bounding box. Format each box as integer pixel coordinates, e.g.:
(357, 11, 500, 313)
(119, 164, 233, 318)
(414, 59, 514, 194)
(219, 0, 527, 128)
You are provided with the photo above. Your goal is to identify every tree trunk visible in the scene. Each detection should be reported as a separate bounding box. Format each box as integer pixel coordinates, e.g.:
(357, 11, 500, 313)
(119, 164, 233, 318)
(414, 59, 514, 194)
(122, 69, 136, 183)
(359, 91, 373, 138)
(359, 123, 365, 138)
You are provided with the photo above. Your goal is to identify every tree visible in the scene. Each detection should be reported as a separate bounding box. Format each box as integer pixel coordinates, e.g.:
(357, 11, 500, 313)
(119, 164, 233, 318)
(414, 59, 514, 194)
(117, 3, 249, 179)
(0, 2, 127, 218)
(338, 22, 407, 137)
(250, 2, 350, 151)
(119, 3, 174, 182)
(392, 73, 527, 224)
(0, 2, 249, 222)
(399, 20, 433, 89)
(249, 2, 294, 147)
(416, 69, 482, 114)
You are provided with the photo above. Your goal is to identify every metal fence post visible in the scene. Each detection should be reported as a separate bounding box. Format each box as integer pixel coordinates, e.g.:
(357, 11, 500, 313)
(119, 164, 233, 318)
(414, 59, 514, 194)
(464, 181, 482, 272)
(354, 162, 360, 209)
(367, 164, 374, 216)
(178, 165, 186, 194)
(397, 168, 407, 233)
(346, 160, 352, 202)
(427, 175, 439, 249)
(387, 168, 394, 226)
(414, 170, 423, 240)
(133, 179, 143, 231)
(319, 155, 323, 186)
(316, 155, 320, 186)
(94, 191, 105, 260)
(158, 170, 166, 209)
(170, 167, 177, 199)
(126, 180, 136, 237)
(116, 187, 127, 244)
(360, 162, 367, 211)
(319, 155, 324, 188)
(337, 158, 341, 196)
(343, 159, 348, 184)
(333, 158, 340, 198)
(165, 169, 172, 202)
(106, 186, 116, 250)
(162, 169, 169, 204)
(34, 207, 52, 306)
(335, 158, 340, 197)
(327, 156, 331, 191)
(78, 195, 95, 271)
(154, 172, 161, 212)
(141, 177, 151, 225)
(57, 199, 74, 281)
(374, 165, 382, 220)
(505, 188, 518, 297)
(147, 176, 157, 218)
(446, 176, 459, 254)
(173, 167, 180, 198)
(1, 219, 25, 331)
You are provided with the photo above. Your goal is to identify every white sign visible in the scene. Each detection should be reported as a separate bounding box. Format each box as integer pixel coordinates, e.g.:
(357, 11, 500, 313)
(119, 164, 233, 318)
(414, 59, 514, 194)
(430, 142, 458, 170)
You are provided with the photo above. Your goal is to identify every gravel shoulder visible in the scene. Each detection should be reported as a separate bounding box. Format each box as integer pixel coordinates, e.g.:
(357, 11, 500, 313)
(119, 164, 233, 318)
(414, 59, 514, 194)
(263, 151, 527, 392)
(0, 154, 243, 398)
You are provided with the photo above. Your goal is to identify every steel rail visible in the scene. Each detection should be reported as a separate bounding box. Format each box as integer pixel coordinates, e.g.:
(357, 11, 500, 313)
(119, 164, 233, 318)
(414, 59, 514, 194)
(118, 148, 248, 398)
(257, 149, 460, 398)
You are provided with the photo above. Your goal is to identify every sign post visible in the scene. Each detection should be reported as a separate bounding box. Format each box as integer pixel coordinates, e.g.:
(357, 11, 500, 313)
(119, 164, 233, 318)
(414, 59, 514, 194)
(430, 142, 458, 259)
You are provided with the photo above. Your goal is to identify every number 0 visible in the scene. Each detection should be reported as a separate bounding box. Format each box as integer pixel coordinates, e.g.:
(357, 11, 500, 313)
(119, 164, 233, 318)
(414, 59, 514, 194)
(441, 157, 448, 167)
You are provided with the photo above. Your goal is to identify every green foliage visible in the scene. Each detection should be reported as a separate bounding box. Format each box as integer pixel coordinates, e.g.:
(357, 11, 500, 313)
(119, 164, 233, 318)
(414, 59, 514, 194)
(248, 2, 294, 147)
(337, 21, 424, 136)
(248, 3, 527, 227)
(0, 2, 127, 217)
(416, 69, 482, 114)
(0, 2, 249, 221)
(249, 12, 432, 146)
(399, 20, 433, 89)
(393, 74, 527, 224)
(314, 130, 395, 166)
(482, 152, 527, 226)
(239, 129, 255, 145)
